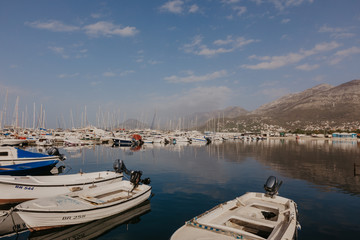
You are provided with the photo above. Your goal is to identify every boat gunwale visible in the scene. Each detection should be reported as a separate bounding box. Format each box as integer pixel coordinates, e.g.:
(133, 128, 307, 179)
(15, 185, 152, 214)
(0, 172, 123, 187)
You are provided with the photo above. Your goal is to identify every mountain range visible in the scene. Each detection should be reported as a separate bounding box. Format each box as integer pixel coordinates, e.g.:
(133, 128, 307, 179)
(193, 79, 360, 131)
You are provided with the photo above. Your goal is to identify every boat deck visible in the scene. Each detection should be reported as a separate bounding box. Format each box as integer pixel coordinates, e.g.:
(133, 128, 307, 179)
(77, 188, 137, 205)
(192, 193, 294, 240)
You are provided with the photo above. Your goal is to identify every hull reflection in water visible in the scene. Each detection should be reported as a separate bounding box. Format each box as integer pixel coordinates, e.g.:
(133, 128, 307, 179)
(29, 200, 151, 240)
(0, 210, 28, 237)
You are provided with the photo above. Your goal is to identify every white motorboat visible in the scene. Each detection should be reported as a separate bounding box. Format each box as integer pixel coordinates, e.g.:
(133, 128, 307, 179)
(0, 146, 65, 166)
(171, 176, 300, 240)
(0, 170, 123, 205)
(15, 161, 152, 231)
(0, 138, 27, 146)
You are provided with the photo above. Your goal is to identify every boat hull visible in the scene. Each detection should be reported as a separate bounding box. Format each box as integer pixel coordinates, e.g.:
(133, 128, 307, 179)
(0, 147, 61, 166)
(0, 160, 58, 176)
(15, 181, 152, 231)
(0, 171, 123, 205)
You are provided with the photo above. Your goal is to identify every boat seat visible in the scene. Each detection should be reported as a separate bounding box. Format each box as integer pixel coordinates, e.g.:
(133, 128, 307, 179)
(249, 201, 282, 212)
(228, 215, 278, 229)
(78, 195, 105, 204)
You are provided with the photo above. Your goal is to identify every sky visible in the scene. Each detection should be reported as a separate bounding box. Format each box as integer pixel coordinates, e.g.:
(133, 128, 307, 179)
(0, 0, 360, 129)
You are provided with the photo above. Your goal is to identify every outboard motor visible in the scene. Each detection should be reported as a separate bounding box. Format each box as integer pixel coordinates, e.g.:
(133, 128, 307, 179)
(113, 159, 131, 175)
(113, 159, 151, 191)
(47, 147, 66, 161)
(264, 176, 282, 197)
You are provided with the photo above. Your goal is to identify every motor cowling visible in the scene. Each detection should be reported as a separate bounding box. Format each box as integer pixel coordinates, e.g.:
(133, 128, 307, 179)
(264, 176, 282, 197)
(47, 147, 66, 161)
(113, 160, 151, 191)
(113, 159, 131, 175)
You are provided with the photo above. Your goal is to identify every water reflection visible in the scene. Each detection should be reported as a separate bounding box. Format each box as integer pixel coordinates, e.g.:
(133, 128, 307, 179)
(205, 139, 360, 196)
(2, 139, 359, 239)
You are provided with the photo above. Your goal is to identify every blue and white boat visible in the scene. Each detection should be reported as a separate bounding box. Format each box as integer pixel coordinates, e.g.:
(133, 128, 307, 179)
(0, 147, 65, 166)
(0, 160, 59, 176)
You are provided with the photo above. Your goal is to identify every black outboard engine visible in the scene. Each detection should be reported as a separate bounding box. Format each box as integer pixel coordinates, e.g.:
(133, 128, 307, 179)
(113, 159, 151, 191)
(113, 159, 131, 175)
(264, 176, 282, 197)
(47, 147, 66, 161)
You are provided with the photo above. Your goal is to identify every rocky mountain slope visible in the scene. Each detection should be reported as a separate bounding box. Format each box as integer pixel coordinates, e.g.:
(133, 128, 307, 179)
(199, 79, 360, 131)
(252, 79, 360, 125)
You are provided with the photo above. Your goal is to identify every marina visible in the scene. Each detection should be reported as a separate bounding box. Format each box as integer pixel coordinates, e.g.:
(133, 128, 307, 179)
(0, 138, 359, 239)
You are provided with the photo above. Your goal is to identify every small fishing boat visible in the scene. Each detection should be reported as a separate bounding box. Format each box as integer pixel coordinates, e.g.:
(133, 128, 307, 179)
(171, 176, 300, 240)
(0, 147, 65, 166)
(0, 167, 124, 205)
(15, 160, 151, 231)
(29, 200, 151, 240)
(0, 160, 59, 176)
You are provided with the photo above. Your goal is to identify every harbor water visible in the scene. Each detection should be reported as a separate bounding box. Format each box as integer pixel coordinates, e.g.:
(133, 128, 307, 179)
(1, 139, 360, 239)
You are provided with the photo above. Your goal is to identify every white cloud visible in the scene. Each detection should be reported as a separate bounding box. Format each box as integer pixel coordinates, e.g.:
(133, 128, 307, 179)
(83, 21, 138, 37)
(329, 46, 360, 65)
(58, 73, 79, 78)
(189, 4, 199, 13)
(25, 20, 79, 32)
(164, 70, 227, 83)
(319, 25, 355, 39)
(159, 0, 184, 14)
(281, 18, 291, 24)
(48, 46, 69, 59)
(269, 0, 314, 11)
(25, 20, 138, 38)
(296, 63, 320, 71)
(91, 13, 103, 19)
(103, 71, 116, 77)
(183, 35, 257, 57)
(120, 70, 135, 76)
(222, 0, 241, 3)
(233, 6, 247, 16)
(90, 81, 102, 86)
(242, 41, 340, 70)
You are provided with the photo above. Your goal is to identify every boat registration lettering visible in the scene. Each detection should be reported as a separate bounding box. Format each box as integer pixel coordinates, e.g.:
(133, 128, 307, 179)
(15, 185, 34, 190)
(62, 215, 86, 220)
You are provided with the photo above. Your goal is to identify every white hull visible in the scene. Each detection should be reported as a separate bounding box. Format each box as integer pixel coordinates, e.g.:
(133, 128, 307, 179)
(171, 192, 298, 240)
(0, 139, 27, 146)
(15, 181, 152, 231)
(28, 200, 151, 240)
(0, 156, 59, 166)
(0, 171, 123, 205)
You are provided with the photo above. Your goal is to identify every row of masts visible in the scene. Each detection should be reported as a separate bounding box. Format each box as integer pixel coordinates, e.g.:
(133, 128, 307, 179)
(1, 90, 226, 132)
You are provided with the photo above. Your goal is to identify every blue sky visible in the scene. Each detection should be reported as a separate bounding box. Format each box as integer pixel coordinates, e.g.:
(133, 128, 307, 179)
(1, 0, 360, 128)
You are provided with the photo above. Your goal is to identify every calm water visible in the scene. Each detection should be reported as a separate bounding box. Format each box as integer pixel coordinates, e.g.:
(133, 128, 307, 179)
(1, 139, 360, 240)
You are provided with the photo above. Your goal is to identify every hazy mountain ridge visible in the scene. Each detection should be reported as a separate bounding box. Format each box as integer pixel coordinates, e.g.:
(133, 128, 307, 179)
(184, 106, 249, 127)
(200, 79, 360, 131)
(119, 80, 360, 131)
